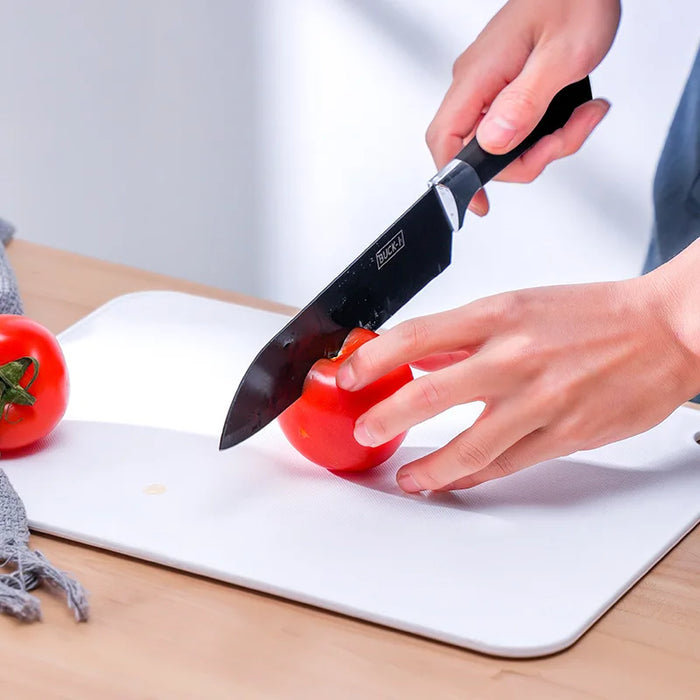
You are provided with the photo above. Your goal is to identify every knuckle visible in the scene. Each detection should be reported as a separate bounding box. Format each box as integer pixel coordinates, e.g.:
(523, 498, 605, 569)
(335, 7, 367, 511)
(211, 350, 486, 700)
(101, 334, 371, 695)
(520, 166, 543, 183)
(542, 36, 595, 76)
(548, 132, 568, 160)
(416, 469, 445, 491)
(489, 451, 516, 478)
(349, 345, 378, 378)
(499, 84, 540, 120)
(557, 413, 595, 448)
(563, 140, 584, 158)
(469, 296, 499, 326)
(480, 290, 526, 327)
(497, 330, 549, 385)
(567, 42, 597, 75)
(365, 411, 389, 441)
(453, 436, 491, 470)
(425, 121, 439, 150)
(548, 427, 580, 456)
(530, 379, 565, 419)
(553, 125, 581, 158)
(451, 49, 471, 78)
(507, 332, 539, 364)
(416, 375, 447, 413)
(487, 338, 535, 385)
(396, 318, 432, 355)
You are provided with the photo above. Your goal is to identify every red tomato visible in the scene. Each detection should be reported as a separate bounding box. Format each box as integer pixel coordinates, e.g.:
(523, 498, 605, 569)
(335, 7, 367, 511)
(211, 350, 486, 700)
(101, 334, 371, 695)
(278, 328, 413, 472)
(0, 315, 69, 450)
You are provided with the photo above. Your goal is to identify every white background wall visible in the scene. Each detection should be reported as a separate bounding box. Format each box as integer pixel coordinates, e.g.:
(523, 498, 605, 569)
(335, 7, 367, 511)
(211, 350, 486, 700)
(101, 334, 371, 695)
(1, 1, 698, 320)
(0, 1, 261, 292)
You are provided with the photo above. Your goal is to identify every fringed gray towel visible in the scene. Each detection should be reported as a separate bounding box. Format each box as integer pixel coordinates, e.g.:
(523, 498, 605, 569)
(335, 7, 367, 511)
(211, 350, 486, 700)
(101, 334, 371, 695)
(0, 219, 23, 315)
(0, 218, 89, 622)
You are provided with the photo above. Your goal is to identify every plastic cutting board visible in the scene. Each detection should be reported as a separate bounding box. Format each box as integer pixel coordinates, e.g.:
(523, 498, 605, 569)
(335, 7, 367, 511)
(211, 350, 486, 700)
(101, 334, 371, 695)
(3, 291, 700, 657)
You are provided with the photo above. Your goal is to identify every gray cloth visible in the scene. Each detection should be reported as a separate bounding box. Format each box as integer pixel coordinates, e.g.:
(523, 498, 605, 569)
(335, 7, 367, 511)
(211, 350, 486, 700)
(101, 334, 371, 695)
(0, 219, 23, 315)
(0, 219, 89, 622)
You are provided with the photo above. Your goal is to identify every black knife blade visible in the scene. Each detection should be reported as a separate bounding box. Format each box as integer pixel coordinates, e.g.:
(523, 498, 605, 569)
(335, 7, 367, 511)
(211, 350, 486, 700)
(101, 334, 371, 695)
(220, 77, 592, 450)
(219, 187, 455, 449)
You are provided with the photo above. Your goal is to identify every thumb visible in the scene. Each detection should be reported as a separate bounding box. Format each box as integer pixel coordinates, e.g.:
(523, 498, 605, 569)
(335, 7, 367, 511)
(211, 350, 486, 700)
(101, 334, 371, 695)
(476, 50, 585, 154)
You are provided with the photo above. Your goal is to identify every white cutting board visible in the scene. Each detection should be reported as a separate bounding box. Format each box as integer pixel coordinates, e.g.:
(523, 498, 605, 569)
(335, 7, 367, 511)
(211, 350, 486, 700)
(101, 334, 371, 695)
(3, 291, 700, 657)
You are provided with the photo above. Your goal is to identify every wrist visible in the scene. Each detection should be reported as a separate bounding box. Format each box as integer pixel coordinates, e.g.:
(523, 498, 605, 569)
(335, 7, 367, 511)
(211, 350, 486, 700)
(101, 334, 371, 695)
(643, 238, 700, 397)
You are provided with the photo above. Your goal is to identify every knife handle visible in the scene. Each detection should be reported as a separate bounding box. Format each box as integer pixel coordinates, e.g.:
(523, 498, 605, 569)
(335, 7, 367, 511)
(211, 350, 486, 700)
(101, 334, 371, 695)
(454, 76, 592, 185)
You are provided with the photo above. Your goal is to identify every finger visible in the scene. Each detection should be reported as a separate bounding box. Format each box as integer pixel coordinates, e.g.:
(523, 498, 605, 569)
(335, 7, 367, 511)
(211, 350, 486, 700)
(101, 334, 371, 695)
(468, 189, 490, 217)
(395, 402, 544, 493)
(426, 70, 508, 168)
(476, 45, 589, 154)
(336, 306, 492, 391)
(490, 99, 610, 183)
(438, 428, 565, 491)
(353, 357, 491, 447)
(456, 121, 490, 214)
(411, 350, 472, 372)
(426, 83, 490, 169)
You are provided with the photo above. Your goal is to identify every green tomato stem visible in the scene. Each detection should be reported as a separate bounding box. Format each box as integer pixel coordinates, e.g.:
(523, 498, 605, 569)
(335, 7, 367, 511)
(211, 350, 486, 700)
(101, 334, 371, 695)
(0, 356, 39, 421)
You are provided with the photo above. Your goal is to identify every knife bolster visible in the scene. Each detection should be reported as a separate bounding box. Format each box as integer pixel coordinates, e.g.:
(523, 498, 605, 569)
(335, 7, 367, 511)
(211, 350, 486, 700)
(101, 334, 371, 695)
(429, 159, 483, 231)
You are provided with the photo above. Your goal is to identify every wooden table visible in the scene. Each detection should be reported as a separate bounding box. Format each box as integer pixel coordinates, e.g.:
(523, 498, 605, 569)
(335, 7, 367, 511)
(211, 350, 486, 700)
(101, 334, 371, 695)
(2, 240, 699, 699)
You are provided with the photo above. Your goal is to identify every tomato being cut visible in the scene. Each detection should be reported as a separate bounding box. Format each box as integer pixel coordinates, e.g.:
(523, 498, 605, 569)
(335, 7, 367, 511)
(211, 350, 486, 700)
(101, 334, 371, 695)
(278, 328, 412, 472)
(0, 315, 69, 451)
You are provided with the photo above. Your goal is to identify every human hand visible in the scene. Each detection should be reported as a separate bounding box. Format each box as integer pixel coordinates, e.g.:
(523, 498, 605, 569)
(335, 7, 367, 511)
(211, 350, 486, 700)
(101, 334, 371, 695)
(335, 241, 700, 493)
(428, 0, 621, 216)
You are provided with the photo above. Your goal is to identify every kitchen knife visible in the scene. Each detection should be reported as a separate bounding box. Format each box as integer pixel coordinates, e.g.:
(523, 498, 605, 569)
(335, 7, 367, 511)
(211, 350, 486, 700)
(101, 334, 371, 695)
(220, 77, 592, 450)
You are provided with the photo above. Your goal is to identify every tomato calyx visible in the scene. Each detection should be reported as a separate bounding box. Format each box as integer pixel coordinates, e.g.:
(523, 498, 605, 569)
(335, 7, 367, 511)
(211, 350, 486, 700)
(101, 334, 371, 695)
(0, 356, 39, 421)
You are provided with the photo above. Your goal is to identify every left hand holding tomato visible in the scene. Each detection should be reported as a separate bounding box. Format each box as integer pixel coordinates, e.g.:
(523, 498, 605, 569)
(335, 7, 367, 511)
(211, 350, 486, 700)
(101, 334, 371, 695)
(335, 257, 700, 493)
(0, 315, 69, 451)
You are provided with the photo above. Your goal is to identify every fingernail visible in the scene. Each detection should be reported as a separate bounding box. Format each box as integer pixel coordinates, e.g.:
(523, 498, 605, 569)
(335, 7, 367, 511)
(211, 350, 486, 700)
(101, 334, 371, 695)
(468, 201, 488, 217)
(336, 363, 357, 390)
(397, 472, 423, 493)
(478, 115, 517, 150)
(354, 420, 377, 447)
(594, 99, 611, 122)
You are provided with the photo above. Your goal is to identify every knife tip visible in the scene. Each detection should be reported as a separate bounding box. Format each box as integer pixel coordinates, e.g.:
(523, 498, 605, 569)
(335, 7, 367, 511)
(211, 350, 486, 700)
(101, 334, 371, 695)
(219, 418, 257, 450)
(218, 432, 238, 451)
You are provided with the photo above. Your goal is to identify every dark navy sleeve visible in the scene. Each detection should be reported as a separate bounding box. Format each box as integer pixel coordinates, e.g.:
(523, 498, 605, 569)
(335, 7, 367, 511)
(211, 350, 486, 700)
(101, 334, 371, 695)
(643, 45, 700, 273)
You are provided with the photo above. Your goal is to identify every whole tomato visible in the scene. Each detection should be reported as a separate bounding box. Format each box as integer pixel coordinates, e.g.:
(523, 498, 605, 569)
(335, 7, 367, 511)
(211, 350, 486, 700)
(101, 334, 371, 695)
(0, 315, 69, 451)
(278, 328, 413, 472)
